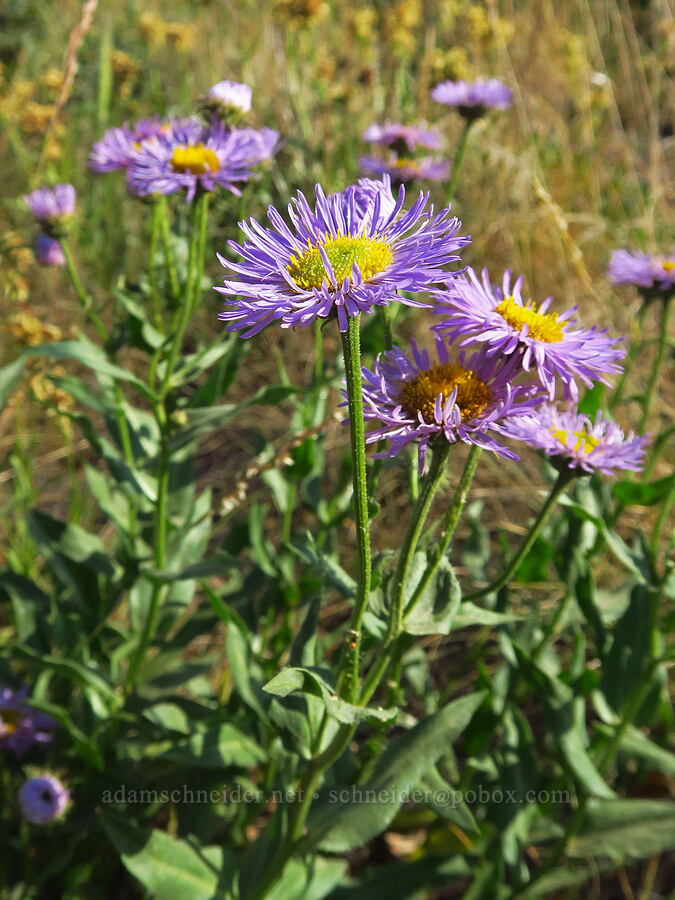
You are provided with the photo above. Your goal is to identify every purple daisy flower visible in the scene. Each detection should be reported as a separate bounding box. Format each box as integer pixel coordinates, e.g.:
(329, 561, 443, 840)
(432, 268, 625, 401)
(217, 176, 470, 337)
(504, 403, 649, 476)
(360, 155, 451, 183)
(431, 78, 513, 119)
(23, 184, 76, 223)
(206, 80, 252, 115)
(362, 122, 442, 152)
(358, 336, 543, 474)
(19, 775, 69, 825)
(34, 233, 65, 267)
(89, 117, 188, 173)
(0, 686, 58, 758)
(608, 249, 675, 296)
(127, 119, 279, 202)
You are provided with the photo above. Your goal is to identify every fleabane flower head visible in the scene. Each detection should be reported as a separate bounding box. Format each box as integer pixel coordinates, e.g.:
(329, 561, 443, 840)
(89, 116, 173, 173)
(217, 175, 469, 337)
(19, 775, 69, 825)
(0, 685, 58, 758)
(431, 78, 513, 119)
(360, 155, 450, 184)
(127, 118, 280, 202)
(358, 336, 543, 474)
(23, 184, 76, 233)
(608, 249, 675, 298)
(504, 403, 649, 476)
(433, 267, 625, 401)
(205, 80, 252, 118)
(362, 122, 442, 152)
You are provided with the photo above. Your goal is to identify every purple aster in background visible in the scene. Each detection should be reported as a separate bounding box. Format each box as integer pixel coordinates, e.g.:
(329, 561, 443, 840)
(127, 118, 279, 201)
(217, 175, 470, 337)
(362, 122, 442, 152)
(504, 403, 649, 476)
(205, 80, 252, 116)
(360, 155, 451, 183)
(608, 249, 675, 297)
(431, 78, 513, 119)
(23, 184, 76, 225)
(358, 336, 543, 474)
(34, 233, 65, 267)
(433, 268, 625, 400)
(0, 686, 58, 758)
(19, 775, 69, 825)
(89, 117, 173, 173)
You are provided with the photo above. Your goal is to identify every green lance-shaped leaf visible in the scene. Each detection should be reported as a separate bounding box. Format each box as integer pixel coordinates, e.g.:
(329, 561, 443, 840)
(263, 667, 396, 725)
(0, 356, 25, 409)
(568, 799, 675, 861)
(403, 553, 461, 636)
(306, 691, 486, 853)
(100, 810, 234, 900)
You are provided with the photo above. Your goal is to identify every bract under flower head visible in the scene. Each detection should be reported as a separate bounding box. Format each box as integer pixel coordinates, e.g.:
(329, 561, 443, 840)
(360, 155, 450, 183)
(362, 122, 442, 152)
(207, 80, 252, 115)
(34, 233, 65, 267)
(217, 176, 469, 337)
(24, 184, 76, 224)
(89, 117, 173, 173)
(0, 685, 58, 758)
(608, 249, 675, 296)
(19, 775, 69, 825)
(433, 268, 625, 400)
(431, 78, 513, 118)
(127, 118, 279, 201)
(504, 403, 649, 476)
(357, 336, 542, 474)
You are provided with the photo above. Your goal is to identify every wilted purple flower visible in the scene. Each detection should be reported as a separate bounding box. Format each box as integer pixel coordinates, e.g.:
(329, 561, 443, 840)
(431, 78, 513, 118)
(24, 184, 76, 223)
(360, 155, 451, 183)
(504, 403, 649, 476)
(0, 686, 58, 758)
(127, 118, 279, 202)
(362, 122, 442, 151)
(608, 249, 675, 296)
(358, 336, 543, 474)
(34, 233, 65, 267)
(206, 80, 252, 115)
(433, 268, 625, 400)
(89, 117, 183, 173)
(217, 175, 470, 337)
(19, 775, 69, 825)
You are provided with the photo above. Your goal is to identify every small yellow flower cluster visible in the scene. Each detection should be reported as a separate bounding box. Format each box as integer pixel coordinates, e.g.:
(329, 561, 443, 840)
(28, 368, 74, 415)
(272, 0, 327, 28)
(9, 312, 63, 348)
(384, 0, 422, 56)
(112, 49, 138, 99)
(1, 232, 32, 304)
(138, 13, 195, 51)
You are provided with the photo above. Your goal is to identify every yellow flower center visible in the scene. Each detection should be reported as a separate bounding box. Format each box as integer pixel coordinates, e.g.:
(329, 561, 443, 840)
(398, 361, 490, 424)
(0, 709, 21, 735)
(170, 143, 220, 175)
(287, 234, 393, 291)
(661, 260, 675, 271)
(496, 296, 564, 343)
(392, 157, 419, 171)
(551, 428, 599, 454)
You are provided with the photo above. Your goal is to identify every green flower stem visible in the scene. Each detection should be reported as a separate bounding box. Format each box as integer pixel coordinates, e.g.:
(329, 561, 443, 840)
(148, 201, 163, 331)
(651, 473, 675, 556)
(378, 305, 394, 351)
(389, 443, 450, 640)
(336, 315, 372, 702)
(609, 304, 647, 412)
(59, 237, 107, 342)
(466, 468, 574, 602)
(158, 195, 180, 302)
(188, 190, 210, 320)
(446, 118, 474, 200)
(160, 192, 207, 399)
(638, 296, 671, 432)
(405, 445, 482, 618)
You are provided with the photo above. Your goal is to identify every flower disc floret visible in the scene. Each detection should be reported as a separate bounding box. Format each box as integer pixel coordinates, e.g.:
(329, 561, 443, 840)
(356, 336, 542, 474)
(217, 175, 469, 336)
(170, 143, 220, 175)
(287, 234, 394, 291)
(504, 403, 649, 476)
(433, 267, 625, 400)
